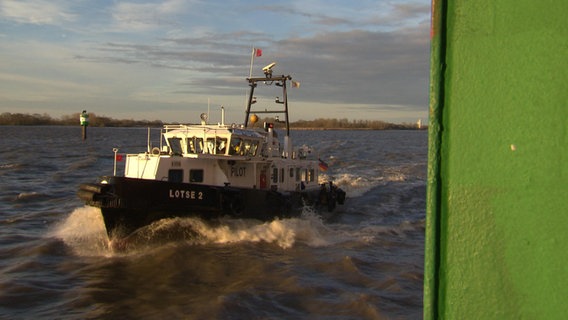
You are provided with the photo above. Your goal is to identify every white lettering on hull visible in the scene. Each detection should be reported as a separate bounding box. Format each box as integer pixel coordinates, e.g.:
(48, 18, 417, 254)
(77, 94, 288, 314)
(169, 189, 204, 200)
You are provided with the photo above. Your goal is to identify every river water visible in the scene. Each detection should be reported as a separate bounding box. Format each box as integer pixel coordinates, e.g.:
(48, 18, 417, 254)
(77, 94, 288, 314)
(0, 126, 426, 319)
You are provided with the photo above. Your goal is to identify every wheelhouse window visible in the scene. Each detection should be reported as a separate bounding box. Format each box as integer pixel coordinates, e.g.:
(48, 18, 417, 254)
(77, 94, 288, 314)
(187, 137, 195, 154)
(189, 169, 204, 182)
(168, 169, 183, 183)
(243, 140, 259, 157)
(206, 138, 216, 154)
(229, 137, 243, 155)
(195, 138, 203, 153)
(168, 137, 183, 155)
(216, 137, 227, 155)
(229, 137, 259, 157)
(186, 137, 205, 154)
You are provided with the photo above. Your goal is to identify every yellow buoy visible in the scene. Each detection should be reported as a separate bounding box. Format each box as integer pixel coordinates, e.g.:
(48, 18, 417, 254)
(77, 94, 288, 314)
(250, 114, 259, 125)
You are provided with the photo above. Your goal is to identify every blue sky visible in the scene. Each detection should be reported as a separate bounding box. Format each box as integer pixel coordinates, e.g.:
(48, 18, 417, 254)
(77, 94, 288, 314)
(0, 0, 431, 124)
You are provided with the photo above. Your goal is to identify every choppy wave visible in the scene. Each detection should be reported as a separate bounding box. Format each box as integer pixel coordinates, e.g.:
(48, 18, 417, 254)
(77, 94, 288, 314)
(0, 163, 21, 169)
(52, 207, 339, 255)
(14, 191, 48, 201)
(53, 204, 425, 260)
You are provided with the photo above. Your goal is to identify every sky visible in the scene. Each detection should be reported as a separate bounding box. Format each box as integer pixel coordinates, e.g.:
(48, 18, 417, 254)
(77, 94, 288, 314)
(0, 0, 431, 124)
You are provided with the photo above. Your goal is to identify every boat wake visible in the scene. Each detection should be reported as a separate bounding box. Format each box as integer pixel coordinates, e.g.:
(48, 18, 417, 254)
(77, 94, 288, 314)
(118, 212, 334, 250)
(324, 171, 411, 199)
(52, 206, 353, 256)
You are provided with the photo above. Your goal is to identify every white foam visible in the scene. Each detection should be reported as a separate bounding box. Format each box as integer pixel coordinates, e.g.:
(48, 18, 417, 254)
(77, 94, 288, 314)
(322, 172, 383, 198)
(50, 206, 112, 257)
(144, 212, 333, 249)
(15, 192, 42, 200)
(51, 206, 362, 255)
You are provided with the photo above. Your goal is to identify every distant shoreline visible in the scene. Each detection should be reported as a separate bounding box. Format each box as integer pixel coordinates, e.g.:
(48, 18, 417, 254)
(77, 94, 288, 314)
(0, 112, 426, 130)
(290, 127, 427, 131)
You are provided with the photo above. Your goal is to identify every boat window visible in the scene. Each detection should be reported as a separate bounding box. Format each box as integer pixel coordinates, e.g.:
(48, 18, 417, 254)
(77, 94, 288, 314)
(187, 137, 204, 154)
(168, 138, 183, 155)
(290, 168, 294, 178)
(296, 168, 301, 181)
(216, 137, 227, 155)
(168, 169, 183, 183)
(229, 137, 243, 155)
(251, 141, 259, 156)
(187, 138, 196, 153)
(280, 168, 285, 183)
(195, 138, 204, 153)
(242, 140, 259, 157)
(189, 169, 204, 182)
(308, 169, 315, 182)
(242, 140, 251, 156)
(206, 138, 216, 154)
(272, 167, 278, 183)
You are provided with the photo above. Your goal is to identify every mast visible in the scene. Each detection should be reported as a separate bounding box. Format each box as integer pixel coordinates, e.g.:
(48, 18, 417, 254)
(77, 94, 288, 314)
(244, 70, 292, 136)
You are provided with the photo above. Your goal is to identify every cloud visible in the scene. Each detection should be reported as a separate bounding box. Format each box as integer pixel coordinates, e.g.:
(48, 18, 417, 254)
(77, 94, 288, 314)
(271, 26, 430, 107)
(256, 5, 352, 26)
(0, 72, 101, 102)
(72, 20, 429, 111)
(0, 0, 76, 25)
(111, 0, 190, 31)
(256, 1, 430, 30)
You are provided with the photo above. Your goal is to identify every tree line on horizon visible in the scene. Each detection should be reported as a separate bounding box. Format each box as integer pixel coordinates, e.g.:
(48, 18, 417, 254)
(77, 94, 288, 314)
(288, 118, 422, 130)
(0, 112, 163, 127)
(0, 112, 425, 130)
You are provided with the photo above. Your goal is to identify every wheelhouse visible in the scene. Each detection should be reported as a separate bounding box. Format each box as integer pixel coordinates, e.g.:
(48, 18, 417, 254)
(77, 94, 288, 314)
(162, 125, 265, 158)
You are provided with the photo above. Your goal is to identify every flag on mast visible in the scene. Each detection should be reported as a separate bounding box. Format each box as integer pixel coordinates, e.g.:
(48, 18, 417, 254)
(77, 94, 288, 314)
(249, 47, 263, 78)
(318, 158, 329, 171)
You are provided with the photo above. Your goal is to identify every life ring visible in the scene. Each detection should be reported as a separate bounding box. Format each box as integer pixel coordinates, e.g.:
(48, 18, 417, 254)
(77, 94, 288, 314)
(151, 147, 161, 155)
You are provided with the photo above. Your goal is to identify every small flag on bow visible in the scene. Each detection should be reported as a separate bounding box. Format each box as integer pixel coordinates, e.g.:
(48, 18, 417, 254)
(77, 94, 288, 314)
(254, 48, 262, 57)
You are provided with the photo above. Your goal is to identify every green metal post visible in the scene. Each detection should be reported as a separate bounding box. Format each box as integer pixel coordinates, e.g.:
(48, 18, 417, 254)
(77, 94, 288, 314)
(424, 0, 568, 318)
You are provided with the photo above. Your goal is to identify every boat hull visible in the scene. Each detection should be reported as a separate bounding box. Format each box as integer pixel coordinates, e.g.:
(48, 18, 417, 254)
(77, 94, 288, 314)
(78, 176, 343, 237)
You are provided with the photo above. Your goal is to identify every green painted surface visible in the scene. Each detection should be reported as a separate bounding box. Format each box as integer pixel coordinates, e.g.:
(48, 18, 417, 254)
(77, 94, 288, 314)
(425, 0, 568, 319)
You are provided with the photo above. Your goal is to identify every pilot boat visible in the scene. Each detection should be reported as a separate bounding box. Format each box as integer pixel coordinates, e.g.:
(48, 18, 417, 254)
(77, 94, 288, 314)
(78, 65, 346, 237)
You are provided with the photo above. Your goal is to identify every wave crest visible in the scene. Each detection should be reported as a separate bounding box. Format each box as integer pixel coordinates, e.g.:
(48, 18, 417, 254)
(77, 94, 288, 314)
(52, 206, 339, 256)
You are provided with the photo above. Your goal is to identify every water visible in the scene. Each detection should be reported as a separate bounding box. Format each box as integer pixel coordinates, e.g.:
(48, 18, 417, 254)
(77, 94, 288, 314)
(0, 126, 427, 319)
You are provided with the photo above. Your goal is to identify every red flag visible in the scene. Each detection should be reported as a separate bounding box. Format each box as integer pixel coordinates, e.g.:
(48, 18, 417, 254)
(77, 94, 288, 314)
(116, 154, 124, 162)
(255, 48, 262, 57)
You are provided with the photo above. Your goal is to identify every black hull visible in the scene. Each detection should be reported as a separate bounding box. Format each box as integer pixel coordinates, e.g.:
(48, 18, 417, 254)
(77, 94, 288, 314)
(78, 176, 345, 237)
